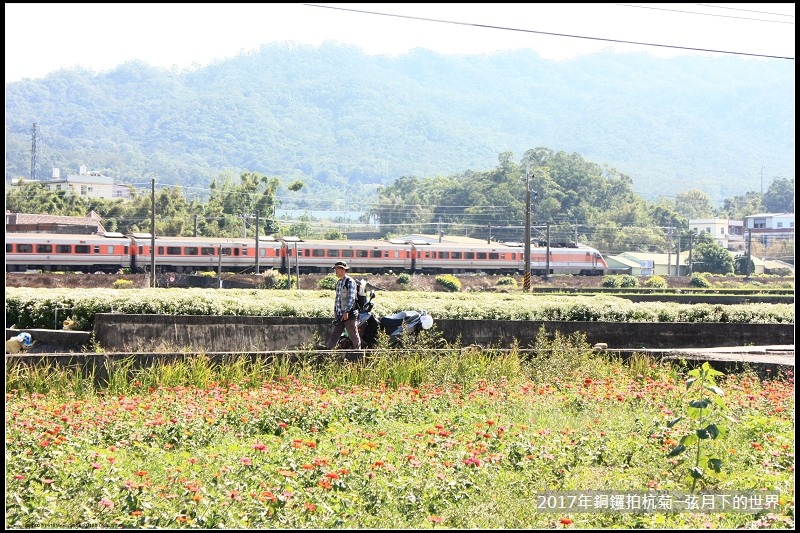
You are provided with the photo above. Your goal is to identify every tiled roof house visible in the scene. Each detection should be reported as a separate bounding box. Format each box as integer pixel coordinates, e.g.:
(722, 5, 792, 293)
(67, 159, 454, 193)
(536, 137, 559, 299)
(5, 211, 107, 235)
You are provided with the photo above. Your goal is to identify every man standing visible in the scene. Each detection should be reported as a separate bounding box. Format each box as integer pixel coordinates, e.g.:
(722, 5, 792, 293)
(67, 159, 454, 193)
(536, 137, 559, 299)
(325, 261, 362, 350)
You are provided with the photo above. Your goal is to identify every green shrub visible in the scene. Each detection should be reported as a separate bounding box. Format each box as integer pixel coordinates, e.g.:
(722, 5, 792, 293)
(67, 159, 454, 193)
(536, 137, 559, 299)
(602, 275, 620, 288)
(263, 269, 295, 289)
(643, 275, 668, 289)
(496, 276, 518, 287)
(396, 273, 412, 285)
(112, 279, 134, 289)
(690, 272, 712, 288)
(317, 273, 338, 290)
(618, 274, 639, 288)
(435, 274, 462, 292)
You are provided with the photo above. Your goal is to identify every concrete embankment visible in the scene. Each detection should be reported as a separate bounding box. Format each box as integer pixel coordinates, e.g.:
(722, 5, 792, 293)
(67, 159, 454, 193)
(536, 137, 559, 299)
(6, 314, 792, 352)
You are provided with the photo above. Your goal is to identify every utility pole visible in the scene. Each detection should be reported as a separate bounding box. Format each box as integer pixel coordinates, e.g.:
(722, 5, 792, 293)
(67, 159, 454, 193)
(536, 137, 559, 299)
(667, 227, 672, 277)
(746, 228, 753, 279)
(30, 123, 38, 180)
(255, 210, 260, 274)
(150, 178, 156, 288)
(545, 222, 550, 280)
(523, 164, 531, 292)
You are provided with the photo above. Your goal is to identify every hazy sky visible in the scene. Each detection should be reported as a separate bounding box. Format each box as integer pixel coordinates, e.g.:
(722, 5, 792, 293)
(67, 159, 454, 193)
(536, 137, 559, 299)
(5, 3, 795, 82)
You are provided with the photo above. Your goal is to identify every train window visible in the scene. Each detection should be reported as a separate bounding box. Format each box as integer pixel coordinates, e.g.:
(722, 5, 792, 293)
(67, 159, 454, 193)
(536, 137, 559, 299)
(438, 252, 450, 259)
(167, 247, 182, 255)
(327, 250, 340, 258)
(371, 250, 383, 258)
(36, 244, 53, 253)
(5, 244, 11, 253)
(75, 245, 90, 254)
(220, 247, 231, 255)
(452, 252, 462, 259)
(93, 246, 100, 254)
(184, 247, 199, 256)
(56, 245, 72, 253)
(465, 252, 474, 259)
(356, 250, 368, 258)
(489, 253, 499, 260)
(312, 249, 325, 258)
(477, 253, 487, 260)
(17, 244, 33, 253)
(233, 248, 240, 256)
(342, 250, 354, 258)
(106, 246, 115, 254)
(157, 247, 165, 255)
(201, 247, 216, 256)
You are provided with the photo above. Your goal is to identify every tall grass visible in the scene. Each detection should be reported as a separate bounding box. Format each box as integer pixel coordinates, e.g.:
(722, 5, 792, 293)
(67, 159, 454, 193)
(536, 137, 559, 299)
(6, 331, 612, 396)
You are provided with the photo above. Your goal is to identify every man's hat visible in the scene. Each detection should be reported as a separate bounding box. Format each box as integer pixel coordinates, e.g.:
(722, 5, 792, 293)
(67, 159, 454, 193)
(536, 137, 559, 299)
(333, 261, 349, 270)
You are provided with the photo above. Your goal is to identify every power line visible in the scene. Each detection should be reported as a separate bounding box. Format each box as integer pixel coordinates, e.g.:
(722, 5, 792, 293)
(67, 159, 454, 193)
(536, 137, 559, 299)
(305, 3, 793, 60)
(694, 4, 794, 18)
(617, 3, 794, 23)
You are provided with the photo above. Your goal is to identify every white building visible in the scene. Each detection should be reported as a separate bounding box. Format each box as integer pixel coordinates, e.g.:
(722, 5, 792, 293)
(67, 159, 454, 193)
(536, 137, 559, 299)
(10, 167, 132, 200)
(744, 213, 795, 247)
(688, 218, 745, 251)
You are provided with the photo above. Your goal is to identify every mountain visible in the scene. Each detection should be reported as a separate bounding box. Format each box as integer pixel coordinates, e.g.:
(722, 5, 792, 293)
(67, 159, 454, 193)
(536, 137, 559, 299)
(5, 43, 794, 206)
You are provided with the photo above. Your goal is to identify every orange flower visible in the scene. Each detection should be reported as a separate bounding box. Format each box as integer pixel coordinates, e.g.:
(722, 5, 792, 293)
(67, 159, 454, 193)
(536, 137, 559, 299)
(560, 517, 573, 525)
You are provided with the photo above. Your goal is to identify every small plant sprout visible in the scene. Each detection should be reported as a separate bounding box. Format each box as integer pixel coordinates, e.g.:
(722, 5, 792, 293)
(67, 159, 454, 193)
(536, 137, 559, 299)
(666, 361, 731, 492)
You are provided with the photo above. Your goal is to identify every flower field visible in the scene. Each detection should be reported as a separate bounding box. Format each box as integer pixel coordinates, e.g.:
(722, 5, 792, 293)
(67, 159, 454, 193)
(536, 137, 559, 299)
(5, 335, 795, 529)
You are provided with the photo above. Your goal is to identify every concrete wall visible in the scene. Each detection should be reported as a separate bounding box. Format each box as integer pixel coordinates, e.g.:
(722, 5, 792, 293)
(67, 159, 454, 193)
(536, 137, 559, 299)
(6, 328, 92, 352)
(85, 314, 794, 353)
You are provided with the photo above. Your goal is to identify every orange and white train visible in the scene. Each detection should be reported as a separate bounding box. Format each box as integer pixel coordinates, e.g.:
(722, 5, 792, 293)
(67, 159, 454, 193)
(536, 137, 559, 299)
(5, 233, 608, 276)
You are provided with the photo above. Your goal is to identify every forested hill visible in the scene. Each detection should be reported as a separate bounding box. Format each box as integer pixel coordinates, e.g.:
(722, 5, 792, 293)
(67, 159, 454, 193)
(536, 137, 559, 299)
(4, 42, 794, 206)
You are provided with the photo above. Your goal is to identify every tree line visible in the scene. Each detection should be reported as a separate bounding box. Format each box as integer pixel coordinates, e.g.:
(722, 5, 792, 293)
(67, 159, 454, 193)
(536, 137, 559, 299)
(5, 148, 794, 269)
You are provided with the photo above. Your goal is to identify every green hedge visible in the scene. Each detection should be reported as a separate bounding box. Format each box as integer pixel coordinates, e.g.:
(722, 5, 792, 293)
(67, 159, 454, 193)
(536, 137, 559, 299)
(5, 288, 794, 332)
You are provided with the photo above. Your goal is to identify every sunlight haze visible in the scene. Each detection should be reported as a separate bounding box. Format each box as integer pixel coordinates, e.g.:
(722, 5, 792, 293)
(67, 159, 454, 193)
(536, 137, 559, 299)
(5, 3, 795, 83)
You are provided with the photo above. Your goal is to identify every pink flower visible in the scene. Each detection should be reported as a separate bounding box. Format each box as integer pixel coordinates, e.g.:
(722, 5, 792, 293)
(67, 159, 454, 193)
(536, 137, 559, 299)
(99, 497, 114, 509)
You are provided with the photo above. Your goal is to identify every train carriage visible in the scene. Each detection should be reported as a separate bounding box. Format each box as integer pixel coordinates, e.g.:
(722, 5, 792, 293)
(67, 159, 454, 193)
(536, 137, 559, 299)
(410, 240, 607, 275)
(6, 232, 133, 273)
(6, 232, 608, 276)
(280, 238, 412, 274)
(130, 234, 283, 273)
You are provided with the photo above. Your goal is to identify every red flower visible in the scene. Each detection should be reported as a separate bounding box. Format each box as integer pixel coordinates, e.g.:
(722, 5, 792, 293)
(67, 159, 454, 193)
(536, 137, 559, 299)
(560, 517, 573, 525)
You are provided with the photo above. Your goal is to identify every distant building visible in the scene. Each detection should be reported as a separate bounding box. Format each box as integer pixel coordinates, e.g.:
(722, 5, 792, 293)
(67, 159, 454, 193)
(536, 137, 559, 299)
(614, 251, 691, 277)
(744, 213, 795, 247)
(5, 210, 107, 235)
(608, 250, 766, 276)
(10, 166, 132, 200)
(688, 218, 745, 251)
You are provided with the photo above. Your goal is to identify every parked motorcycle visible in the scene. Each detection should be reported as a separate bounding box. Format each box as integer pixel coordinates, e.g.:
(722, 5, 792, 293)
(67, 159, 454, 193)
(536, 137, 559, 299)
(337, 280, 433, 349)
